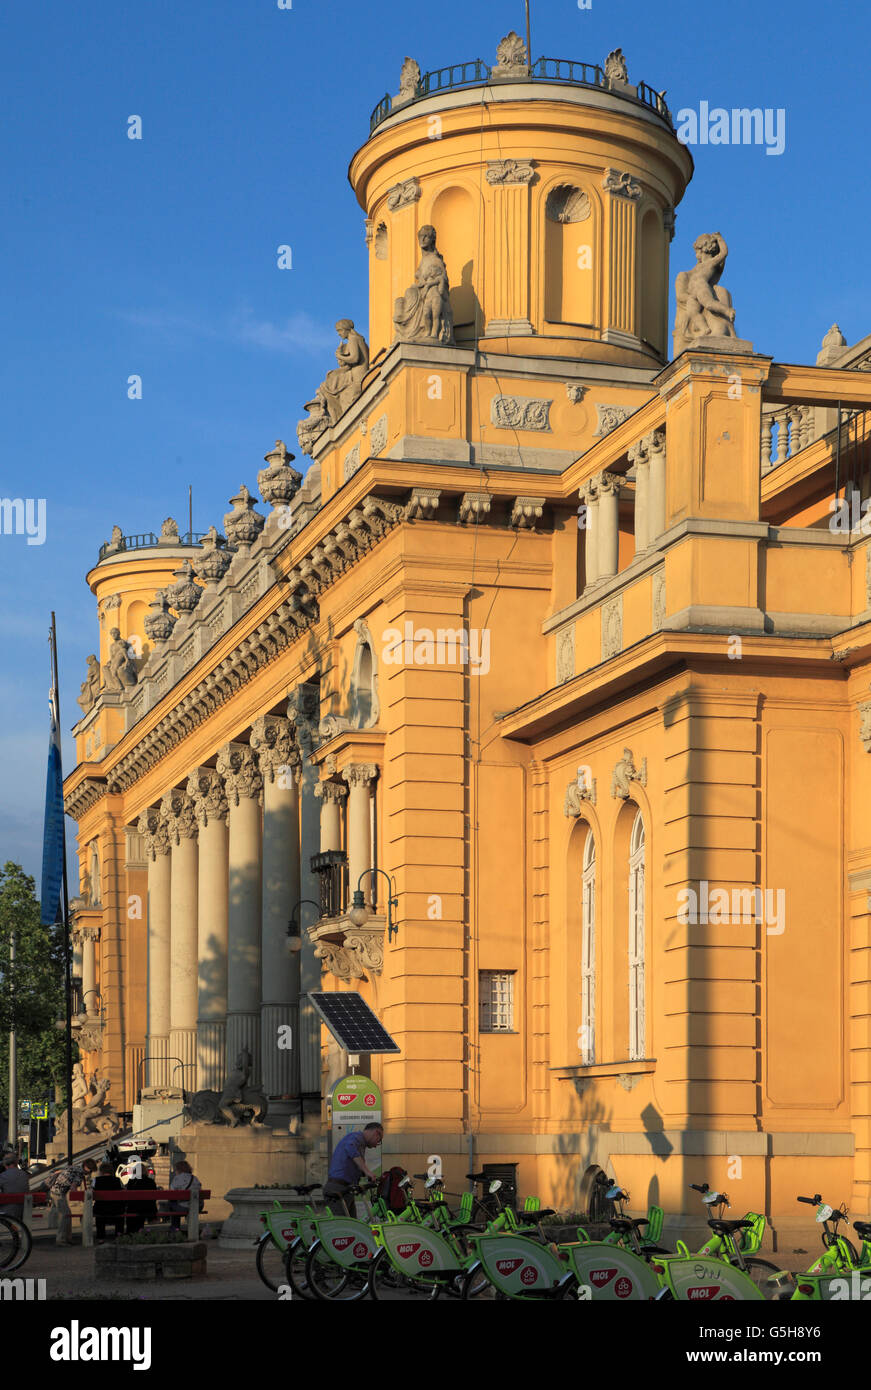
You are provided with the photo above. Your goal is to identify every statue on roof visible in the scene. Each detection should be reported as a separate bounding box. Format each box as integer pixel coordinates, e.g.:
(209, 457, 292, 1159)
(393, 225, 454, 345)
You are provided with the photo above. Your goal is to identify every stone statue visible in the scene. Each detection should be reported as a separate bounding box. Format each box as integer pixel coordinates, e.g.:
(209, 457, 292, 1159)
(187, 1047, 268, 1128)
(102, 627, 138, 693)
(393, 225, 454, 345)
(76, 654, 101, 714)
(398, 56, 420, 100)
(315, 321, 370, 426)
(62, 1067, 121, 1138)
(297, 396, 330, 457)
(673, 232, 737, 352)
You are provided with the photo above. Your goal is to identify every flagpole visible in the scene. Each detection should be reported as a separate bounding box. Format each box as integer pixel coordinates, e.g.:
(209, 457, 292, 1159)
(8, 932, 15, 1154)
(525, 0, 532, 67)
(50, 613, 74, 1165)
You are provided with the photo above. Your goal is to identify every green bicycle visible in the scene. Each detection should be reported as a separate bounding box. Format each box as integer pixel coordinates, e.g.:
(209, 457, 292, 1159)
(256, 1183, 323, 1294)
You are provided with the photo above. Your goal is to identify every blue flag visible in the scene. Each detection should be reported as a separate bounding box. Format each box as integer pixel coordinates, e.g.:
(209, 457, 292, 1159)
(40, 686, 65, 926)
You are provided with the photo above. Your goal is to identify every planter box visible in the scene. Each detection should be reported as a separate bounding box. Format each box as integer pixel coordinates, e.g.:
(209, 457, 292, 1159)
(95, 1242, 208, 1281)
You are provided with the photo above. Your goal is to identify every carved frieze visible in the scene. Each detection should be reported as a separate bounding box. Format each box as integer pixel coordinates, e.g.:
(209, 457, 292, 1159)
(611, 748, 647, 799)
(386, 178, 421, 212)
(602, 168, 641, 199)
(491, 395, 552, 432)
(486, 159, 536, 186)
(406, 488, 440, 521)
(860, 702, 871, 753)
(556, 626, 575, 684)
(344, 444, 361, 480)
(458, 492, 492, 525)
(510, 496, 545, 529)
(594, 404, 632, 437)
(652, 568, 666, 631)
(369, 415, 388, 456)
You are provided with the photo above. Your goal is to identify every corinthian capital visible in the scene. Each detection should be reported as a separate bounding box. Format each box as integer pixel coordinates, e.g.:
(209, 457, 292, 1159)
(343, 763, 378, 789)
(186, 766, 229, 826)
(314, 781, 347, 805)
(594, 470, 622, 496)
(138, 806, 171, 859)
(643, 429, 666, 459)
(250, 714, 299, 784)
(160, 788, 199, 843)
(216, 742, 264, 805)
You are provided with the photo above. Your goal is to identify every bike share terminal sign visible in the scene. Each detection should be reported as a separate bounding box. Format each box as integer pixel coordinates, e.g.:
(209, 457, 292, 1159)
(330, 1075, 382, 1175)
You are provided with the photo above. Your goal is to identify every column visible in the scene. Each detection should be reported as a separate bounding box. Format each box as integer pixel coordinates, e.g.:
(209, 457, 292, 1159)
(344, 764, 378, 904)
(583, 479, 600, 588)
(187, 766, 230, 1093)
(161, 787, 199, 1094)
(138, 807, 172, 1088)
(628, 437, 650, 553)
(315, 780, 346, 853)
(645, 429, 667, 544)
(217, 741, 263, 1081)
(251, 714, 301, 1101)
(289, 684, 324, 1097)
(595, 471, 620, 579)
(81, 927, 99, 1014)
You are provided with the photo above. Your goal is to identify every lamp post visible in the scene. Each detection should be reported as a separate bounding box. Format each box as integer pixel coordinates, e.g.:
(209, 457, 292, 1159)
(287, 899, 320, 953)
(347, 869, 399, 942)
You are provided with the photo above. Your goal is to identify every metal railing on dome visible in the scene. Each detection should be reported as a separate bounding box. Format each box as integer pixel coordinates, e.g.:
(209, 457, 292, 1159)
(369, 56, 673, 133)
(97, 530, 208, 562)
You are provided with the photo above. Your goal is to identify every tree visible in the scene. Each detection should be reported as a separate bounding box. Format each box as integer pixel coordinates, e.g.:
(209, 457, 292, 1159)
(0, 862, 71, 1117)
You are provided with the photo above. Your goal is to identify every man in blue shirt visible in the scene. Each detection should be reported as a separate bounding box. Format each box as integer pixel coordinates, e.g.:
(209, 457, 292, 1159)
(323, 1123, 384, 1215)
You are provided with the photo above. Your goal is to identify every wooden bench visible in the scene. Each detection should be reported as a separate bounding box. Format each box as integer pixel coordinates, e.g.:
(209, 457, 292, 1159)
(68, 1188, 211, 1245)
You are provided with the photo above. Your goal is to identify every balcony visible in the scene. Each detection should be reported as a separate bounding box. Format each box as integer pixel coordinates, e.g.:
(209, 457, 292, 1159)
(308, 850, 385, 980)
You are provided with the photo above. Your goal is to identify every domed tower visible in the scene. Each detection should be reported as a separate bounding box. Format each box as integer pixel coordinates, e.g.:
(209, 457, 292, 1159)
(350, 39, 692, 368)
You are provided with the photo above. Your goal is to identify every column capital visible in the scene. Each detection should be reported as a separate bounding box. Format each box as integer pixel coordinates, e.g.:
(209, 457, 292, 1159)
(217, 742, 264, 806)
(627, 437, 650, 468)
(343, 763, 379, 789)
(287, 682, 320, 759)
(160, 788, 199, 843)
(186, 766, 229, 827)
(314, 780, 348, 805)
(250, 714, 300, 784)
(643, 428, 666, 459)
(594, 470, 622, 496)
(137, 807, 171, 859)
(80, 925, 101, 943)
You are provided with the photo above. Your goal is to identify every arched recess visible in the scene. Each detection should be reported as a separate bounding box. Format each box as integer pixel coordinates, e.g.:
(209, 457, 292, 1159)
(348, 617, 379, 728)
(637, 204, 667, 357)
(542, 179, 598, 327)
(566, 809, 600, 1066)
(612, 800, 647, 1063)
(428, 184, 482, 340)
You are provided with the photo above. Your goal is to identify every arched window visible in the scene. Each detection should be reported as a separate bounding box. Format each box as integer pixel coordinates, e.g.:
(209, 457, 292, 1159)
(349, 618, 379, 729)
(628, 811, 645, 1060)
(581, 831, 596, 1064)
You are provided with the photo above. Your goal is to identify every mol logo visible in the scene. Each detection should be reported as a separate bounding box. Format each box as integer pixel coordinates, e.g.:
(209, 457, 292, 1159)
(397, 1243, 421, 1259)
(590, 1267, 617, 1288)
(687, 1286, 719, 1300)
(332, 1236, 354, 1251)
(495, 1258, 524, 1276)
(281, 1228, 295, 1241)
(336, 1093, 356, 1106)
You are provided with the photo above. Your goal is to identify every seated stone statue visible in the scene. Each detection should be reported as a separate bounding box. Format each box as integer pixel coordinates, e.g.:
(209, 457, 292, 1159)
(674, 232, 737, 351)
(393, 225, 454, 345)
(102, 628, 138, 693)
(76, 654, 101, 713)
(316, 320, 370, 425)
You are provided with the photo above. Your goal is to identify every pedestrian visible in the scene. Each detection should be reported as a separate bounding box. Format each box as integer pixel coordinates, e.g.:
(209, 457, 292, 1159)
(322, 1123, 383, 1216)
(124, 1161, 158, 1235)
(43, 1158, 97, 1245)
(163, 1160, 200, 1232)
(0, 1155, 29, 1195)
(92, 1161, 124, 1241)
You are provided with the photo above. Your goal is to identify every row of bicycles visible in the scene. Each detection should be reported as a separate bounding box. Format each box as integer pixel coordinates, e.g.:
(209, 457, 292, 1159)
(254, 1172, 871, 1301)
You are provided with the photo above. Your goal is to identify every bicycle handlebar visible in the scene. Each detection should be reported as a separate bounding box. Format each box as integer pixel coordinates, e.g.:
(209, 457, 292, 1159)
(797, 1194, 823, 1206)
(689, 1183, 710, 1194)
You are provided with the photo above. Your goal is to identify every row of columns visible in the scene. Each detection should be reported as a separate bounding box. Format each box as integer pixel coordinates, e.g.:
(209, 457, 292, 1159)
(582, 430, 667, 591)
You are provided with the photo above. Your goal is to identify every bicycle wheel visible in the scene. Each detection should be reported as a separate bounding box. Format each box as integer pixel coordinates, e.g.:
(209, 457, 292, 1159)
(255, 1233, 286, 1292)
(284, 1237, 316, 1300)
(0, 1216, 31, 1271)
(305, 1240, 367, 1302)
(461, 1261, 498, 1300)
(741, 1258, 787, 1299)
(367, 1246, 440, 1301)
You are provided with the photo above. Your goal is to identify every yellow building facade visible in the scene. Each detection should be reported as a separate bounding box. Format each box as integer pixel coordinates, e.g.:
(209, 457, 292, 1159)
(64, 38, 871, 1239)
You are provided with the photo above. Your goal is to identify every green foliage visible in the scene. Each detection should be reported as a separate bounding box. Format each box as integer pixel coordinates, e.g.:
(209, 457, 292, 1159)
(0, 862, 72, 1112)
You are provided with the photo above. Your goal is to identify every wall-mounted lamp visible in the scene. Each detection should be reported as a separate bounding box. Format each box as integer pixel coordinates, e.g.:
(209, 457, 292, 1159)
(287, 899, 320, 954)
(348, 868, 399, 943)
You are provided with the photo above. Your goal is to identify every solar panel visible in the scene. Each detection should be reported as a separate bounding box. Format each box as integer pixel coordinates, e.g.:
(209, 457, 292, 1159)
(307, 992, 400, 1053)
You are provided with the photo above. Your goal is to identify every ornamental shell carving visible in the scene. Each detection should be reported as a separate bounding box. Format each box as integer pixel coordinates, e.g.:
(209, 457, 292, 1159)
(545, 185, 591, 223)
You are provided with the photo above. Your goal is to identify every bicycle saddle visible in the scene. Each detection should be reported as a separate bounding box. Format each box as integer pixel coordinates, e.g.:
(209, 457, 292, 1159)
(609, 1217, 649, 1232)
(707, 1218, 754, 1235)
(292, 1184, 321, 1196)
(519, 1208, 556, 1221)
(853, 1221, 871, 1240)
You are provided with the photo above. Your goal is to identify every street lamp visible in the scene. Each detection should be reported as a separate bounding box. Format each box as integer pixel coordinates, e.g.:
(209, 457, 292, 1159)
(347, 869, 399, 942)
(78, 989, 103, 1023)
(287, 899, 320, 953)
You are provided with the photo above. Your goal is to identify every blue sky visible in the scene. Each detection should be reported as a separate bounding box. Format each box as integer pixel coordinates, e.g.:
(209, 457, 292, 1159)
(2, 0, 869, 883)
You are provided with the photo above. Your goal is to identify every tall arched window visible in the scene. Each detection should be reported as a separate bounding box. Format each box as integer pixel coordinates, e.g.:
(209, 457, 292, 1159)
(628, 811, 646, 1060)
(581, 832, 596, 1064)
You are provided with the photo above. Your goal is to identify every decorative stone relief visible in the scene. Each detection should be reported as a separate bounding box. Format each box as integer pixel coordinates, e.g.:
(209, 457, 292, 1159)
(859, 702, 871, 753)
(566, 384, 587, 404)
(258, 439, 303, 513)
(315, 322, 369, 426)
(817, 324, 847, 367)
(510, 496, 546, 529)
(143, 590, 177, 644)
(601, 596, 623, 660)
(673, 233, 738, 353)
(602, 168, 641, 199)
(102, 628, 138, 693)
(652, 568, 666, 631)
(314, 780, 348, 806)
(296, 396, 329, 457)
(159, 517, 180, 544)
(344, 444, 361, 480)
(374, 223, 388, 261)
(186, 766, 229, 825)
(458, 492, 492, 525)
(486, 159, 536, 185)
(397, 56, 420, 101)
(369, 415, 388, 455)
(594, 403, 632, 437)
(343, 929, 384, 974)
(217, 743, 263, 806)
(159, 787, 199, 842)
(167, 560, 203, 615)
(393, 225, 454, 345)
(604, 48, 629, 81)
(343, 762, 378, 790)
(195, 526, 231, 587)
(617, 1072, 642, 1093)
(406, 488, 440, 521)
(545, 185, 591, 223)
(386, 178, 422, 212)
(77, 655, 101, 715)
(224, 485, 265, 551)
(313, 940, 366, 981)
(663, 206, 676, 242)
(491, 395, 552, 431)
(250, 714, 298, 783)
(556, 626, 575, 684)
(138, 807, 171, 859)
(492, 30, 529, 78)
(611, 748, 647, 799)
(103, 593, 122, 610)
(564, 770, 596, 815)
